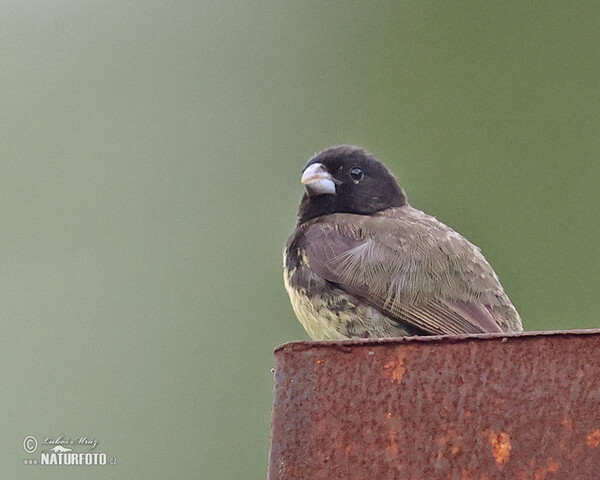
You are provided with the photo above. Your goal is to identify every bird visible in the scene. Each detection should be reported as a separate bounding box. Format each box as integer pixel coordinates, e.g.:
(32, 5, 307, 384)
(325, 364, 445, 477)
(283, 145, 523, 340)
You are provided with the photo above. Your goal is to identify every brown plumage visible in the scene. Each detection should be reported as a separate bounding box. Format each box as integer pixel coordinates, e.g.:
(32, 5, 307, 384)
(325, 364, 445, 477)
(283, 145, 523, 340)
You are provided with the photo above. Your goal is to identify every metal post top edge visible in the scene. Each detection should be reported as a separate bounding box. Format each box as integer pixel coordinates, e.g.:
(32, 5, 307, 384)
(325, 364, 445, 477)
(274, 328, 600, 354)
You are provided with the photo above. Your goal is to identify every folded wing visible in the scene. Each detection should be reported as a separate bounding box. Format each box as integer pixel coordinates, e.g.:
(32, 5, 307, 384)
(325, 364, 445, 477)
(301, 207, 521, 334)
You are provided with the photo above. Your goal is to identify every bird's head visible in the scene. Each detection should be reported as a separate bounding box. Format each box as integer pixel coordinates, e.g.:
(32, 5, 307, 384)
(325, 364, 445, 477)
(298, 145, 407, 223)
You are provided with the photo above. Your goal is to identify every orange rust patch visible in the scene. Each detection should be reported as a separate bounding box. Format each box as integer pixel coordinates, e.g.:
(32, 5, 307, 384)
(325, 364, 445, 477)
(383, 353, 406, 383)
(586, 429, 600, 448)
(485, 430, 511, 465)
(435, 426, 463, 459)
(534, 459, 560, 480)
(386, 428, 400, 456)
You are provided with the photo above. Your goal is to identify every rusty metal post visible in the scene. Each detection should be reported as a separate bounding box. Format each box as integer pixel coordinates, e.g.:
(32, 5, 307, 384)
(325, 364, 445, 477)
(268, 330, 600, 479)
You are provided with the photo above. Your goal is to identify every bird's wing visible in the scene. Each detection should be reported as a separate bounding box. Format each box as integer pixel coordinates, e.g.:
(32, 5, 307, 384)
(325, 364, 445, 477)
(300, 207, 520, 334)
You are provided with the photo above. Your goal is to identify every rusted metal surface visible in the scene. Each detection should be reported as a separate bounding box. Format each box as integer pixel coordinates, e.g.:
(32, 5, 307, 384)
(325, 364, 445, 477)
(268, 330, 600, 479)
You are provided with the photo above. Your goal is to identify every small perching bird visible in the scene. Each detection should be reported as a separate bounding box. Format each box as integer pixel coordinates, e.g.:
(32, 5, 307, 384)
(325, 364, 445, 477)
(283, 145, 523, 340)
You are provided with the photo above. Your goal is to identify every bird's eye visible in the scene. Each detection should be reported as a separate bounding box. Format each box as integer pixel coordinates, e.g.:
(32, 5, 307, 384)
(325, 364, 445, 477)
(349, 166, 363, 183)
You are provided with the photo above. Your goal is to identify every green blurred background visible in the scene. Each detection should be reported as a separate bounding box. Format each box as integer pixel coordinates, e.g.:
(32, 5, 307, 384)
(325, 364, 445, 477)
(1, 1, 598, 478)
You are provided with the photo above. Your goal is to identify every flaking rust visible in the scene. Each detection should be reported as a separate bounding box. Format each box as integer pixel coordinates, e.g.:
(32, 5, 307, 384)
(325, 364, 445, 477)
(268, 330, 600, 480)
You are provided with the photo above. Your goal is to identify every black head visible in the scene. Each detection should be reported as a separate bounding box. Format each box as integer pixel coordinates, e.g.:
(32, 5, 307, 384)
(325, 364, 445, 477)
(297, 145, 407, 223)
